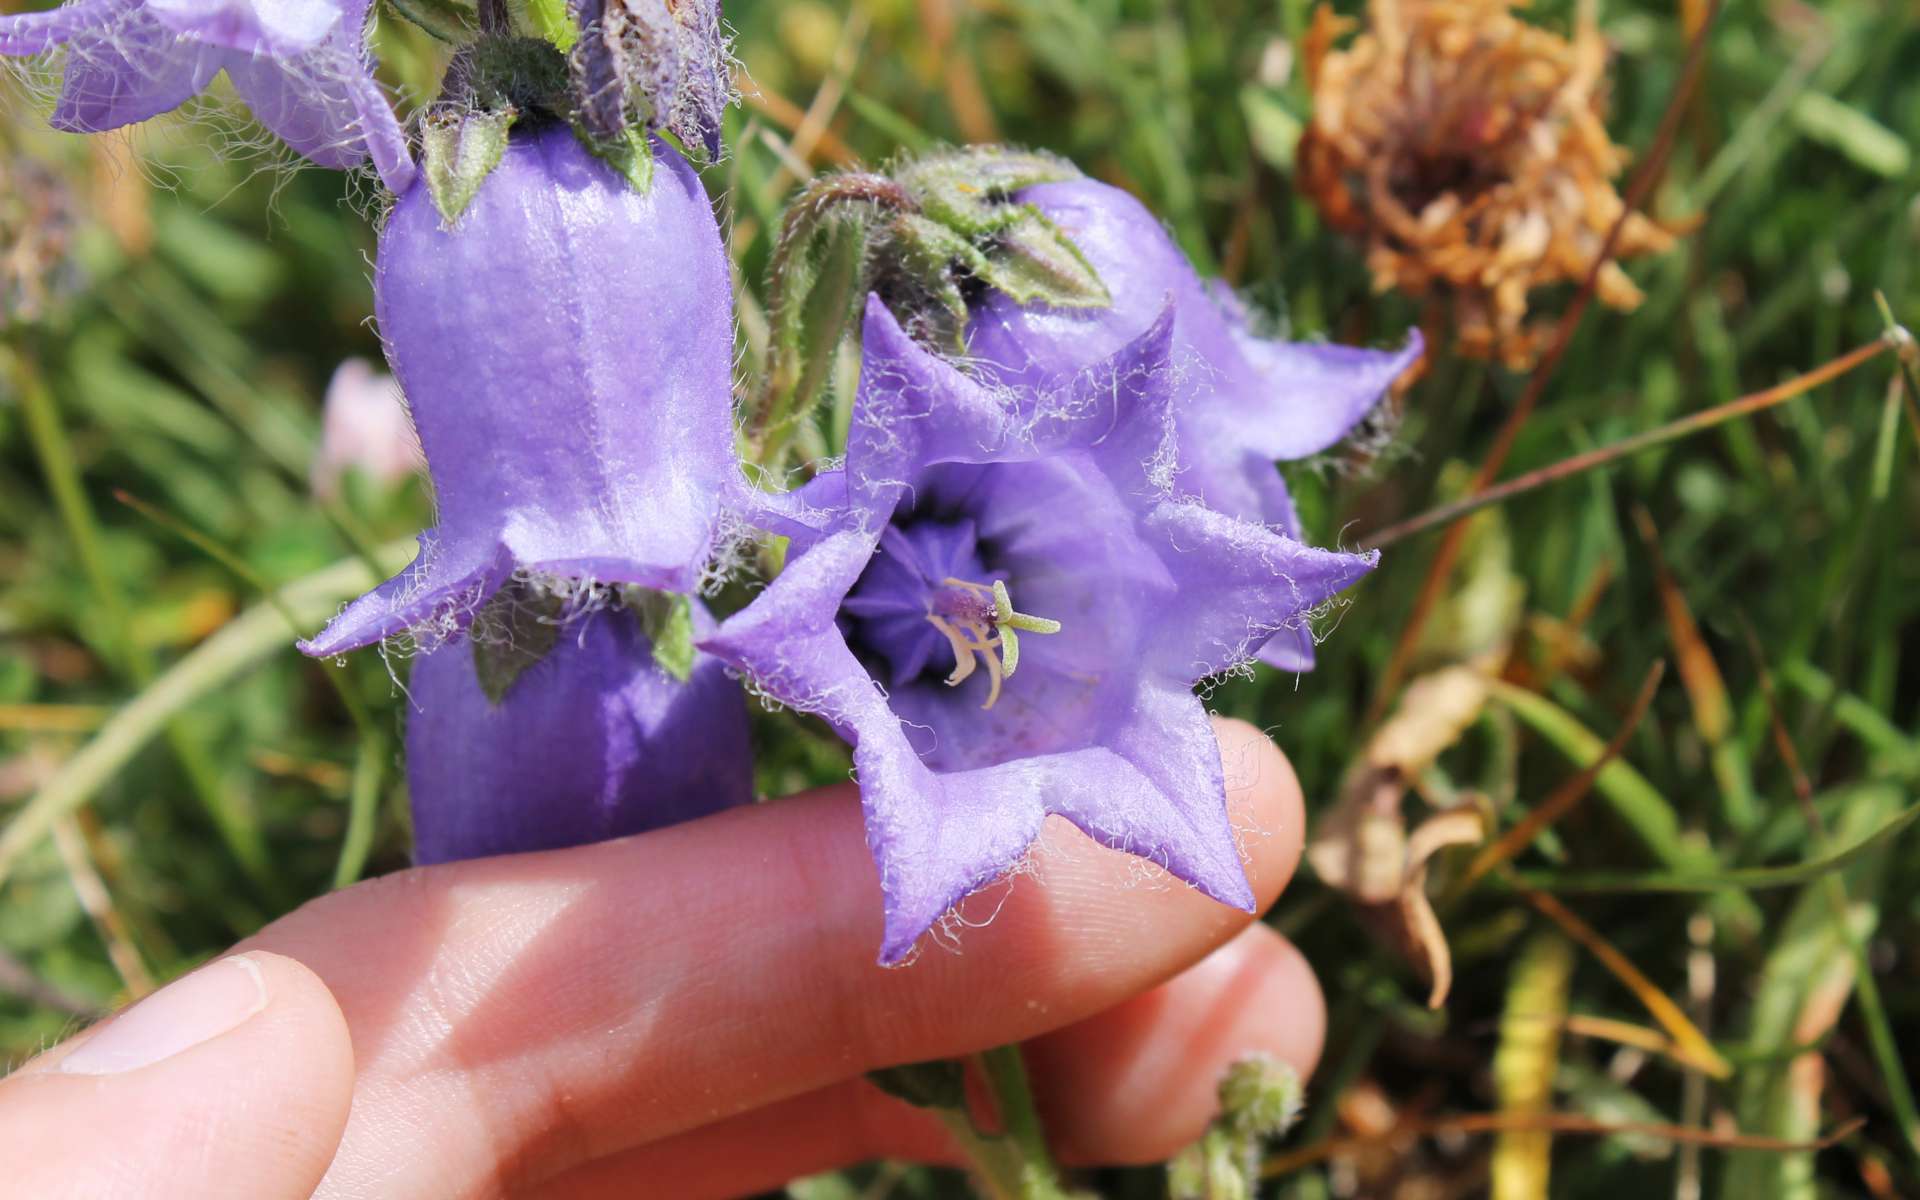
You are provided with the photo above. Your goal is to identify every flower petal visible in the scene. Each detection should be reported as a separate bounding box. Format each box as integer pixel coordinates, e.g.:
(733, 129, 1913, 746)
(1139, 500, 1378, 680)
(147, 0, 342, 56)
(852, 294, 1180, 508)
(297, 532, 511, 657)
(51, 17, 220, 132)
(1047, 681, 1254, 912)
(1214, 306, 1424, 461)
(0, 0, 121, 54)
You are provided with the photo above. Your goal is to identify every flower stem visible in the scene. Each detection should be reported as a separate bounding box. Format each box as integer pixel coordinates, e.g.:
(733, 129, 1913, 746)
(935, 1109, 1027, 1200)
(976, 1044, 1073, 1200)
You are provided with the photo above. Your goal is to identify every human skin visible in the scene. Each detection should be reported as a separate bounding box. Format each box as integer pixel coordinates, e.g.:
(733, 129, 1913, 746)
(0, 718, 1324, 1199)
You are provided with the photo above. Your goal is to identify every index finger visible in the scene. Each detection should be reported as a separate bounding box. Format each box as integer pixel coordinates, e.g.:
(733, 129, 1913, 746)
(244, 716, 1304, 1198)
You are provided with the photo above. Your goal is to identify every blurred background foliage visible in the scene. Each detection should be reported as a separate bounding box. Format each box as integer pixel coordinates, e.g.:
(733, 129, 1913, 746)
(3, 0, 1919, 1196)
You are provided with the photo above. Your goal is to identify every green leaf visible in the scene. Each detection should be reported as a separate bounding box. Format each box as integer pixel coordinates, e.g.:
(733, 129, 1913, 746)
(1239, 84, 1303, 172)
(511, 0, 576, 50)
(383, 0, 477, 43)
(470, 585, 564, 704)
(1511, 799, 1920, 893)
(627, 589, 695, 682)
(890, 212, 988, 347)
(422, 107, 517, 225)
(1483, 679, 1762, 934)
(1791, 93, 1911, 179)
(867, 1059, 969, 1110)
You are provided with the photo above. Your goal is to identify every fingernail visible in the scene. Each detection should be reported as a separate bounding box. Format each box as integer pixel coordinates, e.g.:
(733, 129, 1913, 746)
(58, 955, 269, 1076)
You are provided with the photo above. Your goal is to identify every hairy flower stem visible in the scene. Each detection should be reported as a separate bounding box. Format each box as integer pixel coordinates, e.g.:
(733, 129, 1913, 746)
(935, 1109, 1029, 1200)
(976, 1044, 1074, 1200)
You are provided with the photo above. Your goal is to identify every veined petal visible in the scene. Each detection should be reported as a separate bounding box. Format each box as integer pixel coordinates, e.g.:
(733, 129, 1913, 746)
(966, 174, 1417, 558)
(306, 127, 737, 660)
(851, 295, 1180, 510)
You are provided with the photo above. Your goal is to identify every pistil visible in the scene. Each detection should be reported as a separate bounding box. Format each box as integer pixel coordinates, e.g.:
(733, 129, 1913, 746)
(926, 577, 1062, 709)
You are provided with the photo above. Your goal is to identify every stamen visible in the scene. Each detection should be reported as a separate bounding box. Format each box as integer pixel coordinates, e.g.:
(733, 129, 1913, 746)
(925, 576, 1061, 710)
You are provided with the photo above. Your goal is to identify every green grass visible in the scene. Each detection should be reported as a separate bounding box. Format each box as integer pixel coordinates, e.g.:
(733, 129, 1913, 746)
(4, 0, 1919, 1196)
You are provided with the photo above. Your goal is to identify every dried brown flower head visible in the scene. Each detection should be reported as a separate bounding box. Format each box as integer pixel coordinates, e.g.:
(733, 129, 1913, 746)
(1299, 0, 1680, 368)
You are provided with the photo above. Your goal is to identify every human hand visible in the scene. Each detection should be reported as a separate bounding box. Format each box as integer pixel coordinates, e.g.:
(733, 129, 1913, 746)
(0, 719, 1321, 1199)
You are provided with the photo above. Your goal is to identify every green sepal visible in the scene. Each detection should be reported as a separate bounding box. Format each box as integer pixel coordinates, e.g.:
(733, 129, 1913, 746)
(624, 588, 694, 682)
(383, 0, 477, 43)
(422, 106, 517, 225)
(470, 583, 564, 704)
(866, 1059, 969, 1111)
(756, 207, 870, 442)
(971, 206, 1110, 311)
(889, 211, 989, 349)
(894, 147, 1082, 225)
(575, 124, 656, 194)
(747, 147, 1112, 465)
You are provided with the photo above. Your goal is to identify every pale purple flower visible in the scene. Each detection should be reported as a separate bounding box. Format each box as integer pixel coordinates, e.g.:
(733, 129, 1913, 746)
(300, 124, 738, 658)
(0, 0, 414, 191)
(310, 357, 422, 501)
(965, 177, 1421, 669)
(705, 297, 1378, 963)
(407, 601, 753, 864)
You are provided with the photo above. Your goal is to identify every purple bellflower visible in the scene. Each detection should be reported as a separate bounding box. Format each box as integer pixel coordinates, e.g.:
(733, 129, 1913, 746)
(705, 296, 1379, 963)
(0, 0, 414, 191)
(407, 599, 753, 865)
(964, 177, 1421, 670)
(300, 122, 738, 658)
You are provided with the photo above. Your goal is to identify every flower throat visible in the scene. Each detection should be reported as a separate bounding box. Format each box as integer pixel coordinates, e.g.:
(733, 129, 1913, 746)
(840, 519, 1061, 709)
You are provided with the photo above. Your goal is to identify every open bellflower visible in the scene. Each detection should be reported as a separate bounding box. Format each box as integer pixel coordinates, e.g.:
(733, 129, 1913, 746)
(300, 122, 738, 657)
(705, 297, 1379, 963)
(407, 600, 753, 864)
(964, 177, 1421, 669)
(0, 0, 414, 191)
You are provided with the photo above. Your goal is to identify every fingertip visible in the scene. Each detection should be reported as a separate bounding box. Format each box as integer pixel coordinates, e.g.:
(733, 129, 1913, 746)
(1209, 716, 1305, 914)
(1024, 923, 1325, 1166)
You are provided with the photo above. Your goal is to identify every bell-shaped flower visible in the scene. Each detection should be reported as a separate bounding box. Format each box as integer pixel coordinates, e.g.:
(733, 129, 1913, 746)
(0, 0, 414, 191)
(407, 596, 754, 864)
(300, 122, 739, 657)
(704, 297, 1378, 963)
(964, 177, 1421, 669)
